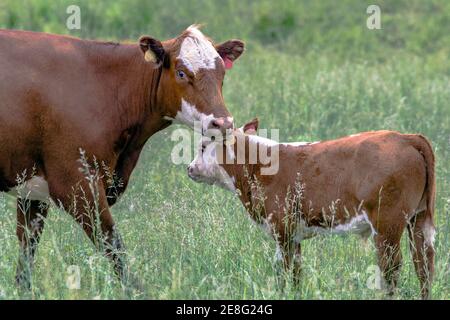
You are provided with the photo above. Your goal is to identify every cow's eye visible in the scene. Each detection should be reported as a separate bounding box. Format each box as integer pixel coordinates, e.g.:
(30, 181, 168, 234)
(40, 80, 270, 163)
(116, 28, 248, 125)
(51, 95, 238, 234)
(176, 70, 186, 80)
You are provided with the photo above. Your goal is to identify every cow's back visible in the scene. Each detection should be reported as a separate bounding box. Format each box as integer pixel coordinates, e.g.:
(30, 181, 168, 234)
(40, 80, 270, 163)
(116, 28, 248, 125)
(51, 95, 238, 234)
(0, 30, 88, 94)
(0, 30, 91, 122)
(0, 30, 95, 115)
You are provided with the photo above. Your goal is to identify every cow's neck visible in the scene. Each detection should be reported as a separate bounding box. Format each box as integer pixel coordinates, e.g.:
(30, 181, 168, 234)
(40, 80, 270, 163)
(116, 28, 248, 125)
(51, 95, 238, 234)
(88, 43, 171, 205)
(89, 43, 170, 149)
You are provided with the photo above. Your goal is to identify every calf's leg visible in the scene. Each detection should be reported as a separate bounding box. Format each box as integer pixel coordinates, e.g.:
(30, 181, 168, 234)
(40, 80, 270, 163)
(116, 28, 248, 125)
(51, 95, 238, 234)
(15, 199, 48, 290)
(374, 229, 403, 297)
(407, 210, 435, 299)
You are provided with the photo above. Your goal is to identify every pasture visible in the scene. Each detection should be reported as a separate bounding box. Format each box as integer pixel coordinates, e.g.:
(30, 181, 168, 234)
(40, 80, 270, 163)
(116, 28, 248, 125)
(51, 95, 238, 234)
(0, 0, 449, 299)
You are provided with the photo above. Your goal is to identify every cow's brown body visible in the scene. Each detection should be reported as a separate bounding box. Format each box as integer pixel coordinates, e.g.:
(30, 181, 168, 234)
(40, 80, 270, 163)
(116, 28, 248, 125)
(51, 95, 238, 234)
(0, 30, 165, 199)
(189, 126, 436, 298)
(0, 27, 245, 291)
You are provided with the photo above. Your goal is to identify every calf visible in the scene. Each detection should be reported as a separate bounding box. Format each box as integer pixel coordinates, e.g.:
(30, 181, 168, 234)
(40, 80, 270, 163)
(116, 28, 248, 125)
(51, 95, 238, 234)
(188, 119, 436, 299)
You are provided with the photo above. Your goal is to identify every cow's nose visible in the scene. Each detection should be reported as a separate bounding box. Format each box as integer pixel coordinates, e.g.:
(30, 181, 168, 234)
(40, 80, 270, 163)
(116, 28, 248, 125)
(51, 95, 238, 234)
(208, 117, 234, 131)
(187, 166, 194, 176)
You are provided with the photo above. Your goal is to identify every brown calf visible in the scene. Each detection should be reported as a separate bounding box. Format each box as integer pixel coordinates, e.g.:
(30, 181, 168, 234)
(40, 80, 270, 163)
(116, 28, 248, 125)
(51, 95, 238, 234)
(188, 119, 436, 299)
(0, 25, 245, 290)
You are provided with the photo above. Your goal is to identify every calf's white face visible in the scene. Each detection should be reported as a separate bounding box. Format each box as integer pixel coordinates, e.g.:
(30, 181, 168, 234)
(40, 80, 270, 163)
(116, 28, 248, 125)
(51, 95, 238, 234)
(187, 137, 235, 191)
(188, 120, 260, 191)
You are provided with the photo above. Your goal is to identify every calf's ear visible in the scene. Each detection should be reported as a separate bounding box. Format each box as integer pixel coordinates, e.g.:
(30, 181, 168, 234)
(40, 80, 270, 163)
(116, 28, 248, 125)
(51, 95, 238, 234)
(215, 39, 245, 70)
(243, 118, 259, 135)
(139, 36, 167, 68)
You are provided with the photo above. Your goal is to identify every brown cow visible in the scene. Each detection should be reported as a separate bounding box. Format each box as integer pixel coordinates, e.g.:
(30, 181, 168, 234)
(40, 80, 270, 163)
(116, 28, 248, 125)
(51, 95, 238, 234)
(0, 25, 245, 290)
(188, 119, 436, 299)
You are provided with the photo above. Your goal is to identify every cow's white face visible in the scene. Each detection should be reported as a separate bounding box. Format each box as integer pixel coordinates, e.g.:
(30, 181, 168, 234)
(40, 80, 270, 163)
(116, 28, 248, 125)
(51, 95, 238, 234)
(173, 98, 232, 135)
(188, 136, 235, 191)
(177, 26, 220, 74)
(171, 26, 227, 132)
(140, 25, 243, 134)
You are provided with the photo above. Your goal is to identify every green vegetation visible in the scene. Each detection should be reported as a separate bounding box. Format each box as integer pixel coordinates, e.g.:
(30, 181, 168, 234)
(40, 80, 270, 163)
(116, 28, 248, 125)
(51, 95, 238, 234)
(0, 0, 449, 299)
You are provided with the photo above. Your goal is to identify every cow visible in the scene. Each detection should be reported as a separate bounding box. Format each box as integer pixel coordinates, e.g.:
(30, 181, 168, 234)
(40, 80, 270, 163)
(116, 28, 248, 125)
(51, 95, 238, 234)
(0, 25, 245, 290)
(188, 118, 436, 299)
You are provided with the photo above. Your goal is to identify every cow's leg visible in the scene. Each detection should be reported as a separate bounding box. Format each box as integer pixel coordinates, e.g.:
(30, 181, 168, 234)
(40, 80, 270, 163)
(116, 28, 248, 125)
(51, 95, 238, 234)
(292, 243, 302, 285)
(282, 242, 302, 285)
(277, 239, 302, 287)
(47, 172, 137, 292)
(15, 199, 49, 290)
(407, 211, 435, 299)
(374, 230, 403, 297)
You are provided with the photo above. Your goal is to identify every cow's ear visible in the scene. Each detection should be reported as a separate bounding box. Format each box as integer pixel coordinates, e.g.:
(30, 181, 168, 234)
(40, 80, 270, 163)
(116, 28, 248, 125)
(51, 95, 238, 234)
(243, 118, 259, 135)
(215, 39, 245, 70)
(139, 36, 167, 68)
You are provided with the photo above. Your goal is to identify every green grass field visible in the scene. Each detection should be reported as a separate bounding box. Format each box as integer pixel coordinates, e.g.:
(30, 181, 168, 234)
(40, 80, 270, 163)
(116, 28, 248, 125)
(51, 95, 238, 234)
(0, 0, 449, 299)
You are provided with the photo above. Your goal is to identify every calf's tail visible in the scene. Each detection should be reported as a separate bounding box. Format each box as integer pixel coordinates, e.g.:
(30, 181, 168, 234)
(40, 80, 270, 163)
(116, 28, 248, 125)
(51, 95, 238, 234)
(408, 134, 436, 220)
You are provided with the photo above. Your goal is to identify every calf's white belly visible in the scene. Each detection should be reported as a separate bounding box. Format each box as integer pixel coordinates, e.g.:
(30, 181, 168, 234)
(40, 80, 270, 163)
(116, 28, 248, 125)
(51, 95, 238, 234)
(293, 212, 377, 242)
(6, 176, 50, 202)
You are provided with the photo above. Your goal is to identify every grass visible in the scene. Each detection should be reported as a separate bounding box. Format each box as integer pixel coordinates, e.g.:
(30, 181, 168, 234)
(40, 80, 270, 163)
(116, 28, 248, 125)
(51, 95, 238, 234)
(0, 0, 449, 299)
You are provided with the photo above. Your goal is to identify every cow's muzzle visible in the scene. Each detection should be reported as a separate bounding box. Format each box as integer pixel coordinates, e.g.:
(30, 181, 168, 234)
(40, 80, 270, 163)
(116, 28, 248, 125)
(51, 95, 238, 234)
(207, 117, 234, 132)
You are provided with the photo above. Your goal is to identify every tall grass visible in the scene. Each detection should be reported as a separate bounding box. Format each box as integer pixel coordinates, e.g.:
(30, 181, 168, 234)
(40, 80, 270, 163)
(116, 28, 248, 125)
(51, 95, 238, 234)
(0, 0, 448, 299)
